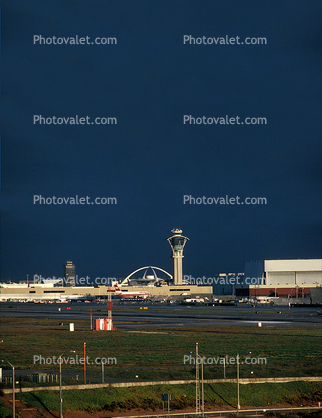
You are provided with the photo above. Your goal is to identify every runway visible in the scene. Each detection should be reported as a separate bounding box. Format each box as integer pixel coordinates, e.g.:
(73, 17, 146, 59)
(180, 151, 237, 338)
(1, 302, 322, 329)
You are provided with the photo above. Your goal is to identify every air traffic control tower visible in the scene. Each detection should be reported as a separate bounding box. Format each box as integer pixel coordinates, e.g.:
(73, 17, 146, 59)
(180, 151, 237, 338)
(167, 229, 189, 285)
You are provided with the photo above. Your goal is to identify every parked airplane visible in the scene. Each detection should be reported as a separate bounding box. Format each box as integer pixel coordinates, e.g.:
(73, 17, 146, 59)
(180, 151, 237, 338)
(113, 284, 150, 299)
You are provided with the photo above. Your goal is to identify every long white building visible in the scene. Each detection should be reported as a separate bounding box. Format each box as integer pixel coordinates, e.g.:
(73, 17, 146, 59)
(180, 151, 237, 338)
(237, 259, 322, 299)
(0, 282, 213, 301)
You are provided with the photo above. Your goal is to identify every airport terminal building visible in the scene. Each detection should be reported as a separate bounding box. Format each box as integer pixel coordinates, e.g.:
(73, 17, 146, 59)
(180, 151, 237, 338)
(0, 281, 213, 301)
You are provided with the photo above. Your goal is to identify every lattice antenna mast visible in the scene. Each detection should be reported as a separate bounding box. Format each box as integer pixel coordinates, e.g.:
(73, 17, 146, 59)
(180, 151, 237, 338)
(107, 287, 113, 319)
(196, 342, 200, 414)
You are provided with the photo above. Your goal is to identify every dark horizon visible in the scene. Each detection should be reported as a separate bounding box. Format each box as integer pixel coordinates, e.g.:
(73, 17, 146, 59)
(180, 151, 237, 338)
(1, 1, 321, 283)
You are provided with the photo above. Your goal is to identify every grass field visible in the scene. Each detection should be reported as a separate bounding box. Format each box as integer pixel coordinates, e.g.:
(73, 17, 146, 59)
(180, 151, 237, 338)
(1, 317, 322, 383)
(14, 381, 322, 412)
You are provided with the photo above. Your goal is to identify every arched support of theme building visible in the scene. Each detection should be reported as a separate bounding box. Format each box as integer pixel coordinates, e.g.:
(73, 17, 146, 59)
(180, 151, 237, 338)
(120, 266, 173, 286)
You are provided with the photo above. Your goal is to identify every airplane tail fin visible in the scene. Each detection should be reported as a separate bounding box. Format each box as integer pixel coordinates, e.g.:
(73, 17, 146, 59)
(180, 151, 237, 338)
(114, 284, 120, 292)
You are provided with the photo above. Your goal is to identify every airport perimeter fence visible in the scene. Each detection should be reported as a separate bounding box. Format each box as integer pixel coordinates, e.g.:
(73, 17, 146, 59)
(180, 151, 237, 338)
(0, 369, 106, 388)
(2, 373, 59, 385)
(2, 376, 322, 394)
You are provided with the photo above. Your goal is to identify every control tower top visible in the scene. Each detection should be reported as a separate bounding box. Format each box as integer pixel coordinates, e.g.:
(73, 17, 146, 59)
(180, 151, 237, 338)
(171, 228, 182, 235)
(167, 229, 189, 285)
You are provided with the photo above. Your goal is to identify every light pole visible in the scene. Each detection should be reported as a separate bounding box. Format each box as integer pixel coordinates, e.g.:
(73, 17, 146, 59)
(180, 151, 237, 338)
(84, 342, 86, 384)
(196, 343, 199, 415)
(59, 350, 75, 418)
(1, 360, 15, 417)
(236, 354, 240, 411)
(219, 354, 226, 379)
(201, 357, 204, 418)
(236, 351, 251, 412)
(97, 358, 104, 383)
(195, 343, 204, 418)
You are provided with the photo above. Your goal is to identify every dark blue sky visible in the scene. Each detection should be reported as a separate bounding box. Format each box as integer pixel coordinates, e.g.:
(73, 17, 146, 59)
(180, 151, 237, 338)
(1, 0, 321, 282)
